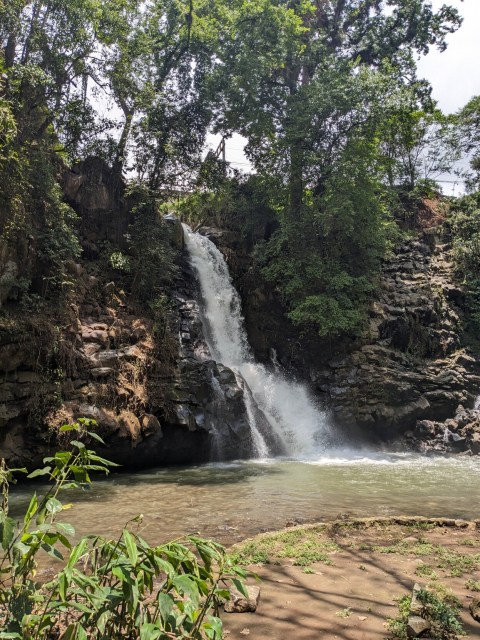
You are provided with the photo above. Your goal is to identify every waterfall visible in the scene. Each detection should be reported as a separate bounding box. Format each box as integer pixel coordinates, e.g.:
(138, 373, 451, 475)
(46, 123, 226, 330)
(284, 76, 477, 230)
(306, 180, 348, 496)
(183, 224, 332, 458)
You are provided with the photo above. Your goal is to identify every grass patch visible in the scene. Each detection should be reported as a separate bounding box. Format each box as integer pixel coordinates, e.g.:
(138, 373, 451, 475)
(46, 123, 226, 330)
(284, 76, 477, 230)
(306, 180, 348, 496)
(230, 541, 271, 565)
(374, 538, 480, 578)
(230, 527, 340, 568)
(415, 563, 436, 578)
(460, 538, 476, 546)
(336, 608, 351, 618)
(464, 578, 480, 592)
(302, 567, 315, 574)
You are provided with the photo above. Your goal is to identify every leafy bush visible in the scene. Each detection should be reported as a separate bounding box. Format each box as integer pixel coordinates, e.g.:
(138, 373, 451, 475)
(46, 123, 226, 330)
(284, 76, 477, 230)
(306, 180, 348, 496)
(109, 251, 132, 273)
(387, 588, 465, 640)
(450, 193, 480, 335)
(126, 184, 179, 302)
(0, 419, 250, 639)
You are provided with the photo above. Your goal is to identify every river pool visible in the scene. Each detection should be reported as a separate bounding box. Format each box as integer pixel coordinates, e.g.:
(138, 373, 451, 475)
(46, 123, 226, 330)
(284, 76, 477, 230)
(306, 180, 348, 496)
(9, 451, 480, 550)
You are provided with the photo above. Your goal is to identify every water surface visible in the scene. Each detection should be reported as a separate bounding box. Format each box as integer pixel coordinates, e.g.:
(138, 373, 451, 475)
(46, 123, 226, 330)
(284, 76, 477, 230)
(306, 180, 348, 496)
(9, 453, 480, 550)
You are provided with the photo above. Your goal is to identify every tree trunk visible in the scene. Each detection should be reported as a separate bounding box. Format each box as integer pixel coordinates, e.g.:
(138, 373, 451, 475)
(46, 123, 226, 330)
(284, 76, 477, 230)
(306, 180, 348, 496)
(114, 107, 134, 177)
(4, 36, 16, 68)
(289, 142, 303, 216)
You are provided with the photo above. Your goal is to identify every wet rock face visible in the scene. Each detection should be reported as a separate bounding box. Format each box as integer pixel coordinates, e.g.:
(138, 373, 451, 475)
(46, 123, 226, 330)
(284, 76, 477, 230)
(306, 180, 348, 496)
(203, 225, 480, 439)
(405, 404, 480, 455)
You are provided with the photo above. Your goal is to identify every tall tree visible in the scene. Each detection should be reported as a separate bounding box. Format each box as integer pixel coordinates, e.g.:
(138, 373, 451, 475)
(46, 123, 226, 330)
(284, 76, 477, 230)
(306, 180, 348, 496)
(215, 0, 462, 213)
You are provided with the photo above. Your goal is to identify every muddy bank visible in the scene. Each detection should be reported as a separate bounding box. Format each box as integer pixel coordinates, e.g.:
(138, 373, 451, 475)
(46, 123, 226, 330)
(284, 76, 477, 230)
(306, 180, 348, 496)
(222, 517, 480, 639)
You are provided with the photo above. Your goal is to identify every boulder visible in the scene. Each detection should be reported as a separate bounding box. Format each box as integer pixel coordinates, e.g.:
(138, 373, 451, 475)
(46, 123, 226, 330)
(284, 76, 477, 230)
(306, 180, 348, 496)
(224, 586, 260, 613)
(407, 616, 431, 638)
(469, 597, 480, 623)
(414, 420, 435, 438)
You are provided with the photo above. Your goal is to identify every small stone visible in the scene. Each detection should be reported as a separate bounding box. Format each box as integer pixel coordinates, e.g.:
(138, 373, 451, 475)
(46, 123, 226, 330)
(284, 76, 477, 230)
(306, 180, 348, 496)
(410, 583, 423, 616)
(407, 615, 431, 637)
(358, 616, 367, 621)
(239, 630, 250, 636)
(91, 368, 113, 378)
(224, 586, 260, 613)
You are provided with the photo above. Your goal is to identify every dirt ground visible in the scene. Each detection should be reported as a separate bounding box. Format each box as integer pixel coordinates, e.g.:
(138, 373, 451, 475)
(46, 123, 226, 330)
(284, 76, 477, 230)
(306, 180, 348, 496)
(221, 519, 480, 640)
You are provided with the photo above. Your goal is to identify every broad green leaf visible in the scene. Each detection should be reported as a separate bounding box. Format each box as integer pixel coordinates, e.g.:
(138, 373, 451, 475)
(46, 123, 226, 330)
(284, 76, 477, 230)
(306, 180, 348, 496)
(0, 633, 22, 638)
(59, 482, 80, 490)
(60, 424, 75, 431)
(77, 624, 88, 640)
(158, 591, 175, 623)
(123, 529, 138, 566)
(112, 565, 134, 585)
(13, 540, 30, 556)
(214, 589, 231, 599)
(67, 539, 88, 570)
(231, 578, 249, 599)
(46, 497, 63, 515)
(88, 453, 120, 466)
(27, 466, 51, 478)
(67, 600, 94, 614)
(24, 493, 37, 529)
(41, 542, 64, 561)
(62, 624, 77, 640)
(70, 440, 85, 450)
(140, 623, 161, 640)
(87, 431, 105, 444)
(58, 571, 68, 601)
(154, 557, 174, 575)
(1, 516, 15, 550)
(206, 616, 223, 637)
(173, 575, 199, 607)
(55, 522, 75, 536)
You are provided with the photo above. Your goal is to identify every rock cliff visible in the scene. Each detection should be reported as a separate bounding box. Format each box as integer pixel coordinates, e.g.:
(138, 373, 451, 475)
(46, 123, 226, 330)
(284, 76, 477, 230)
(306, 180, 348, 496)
(0, 161, 254, 469)
(1, 159, 480, 466)
(199, 222, 480, 442)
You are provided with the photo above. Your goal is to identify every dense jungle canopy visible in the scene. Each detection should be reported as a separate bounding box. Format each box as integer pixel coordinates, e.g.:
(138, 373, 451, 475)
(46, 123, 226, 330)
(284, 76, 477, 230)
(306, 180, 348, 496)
(1, 0, 480, 339)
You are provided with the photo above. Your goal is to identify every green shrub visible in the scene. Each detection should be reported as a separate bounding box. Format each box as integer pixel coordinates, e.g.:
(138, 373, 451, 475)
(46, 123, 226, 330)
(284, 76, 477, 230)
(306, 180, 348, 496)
(0, 419, 250, 639)
(387, 588, 465, 640)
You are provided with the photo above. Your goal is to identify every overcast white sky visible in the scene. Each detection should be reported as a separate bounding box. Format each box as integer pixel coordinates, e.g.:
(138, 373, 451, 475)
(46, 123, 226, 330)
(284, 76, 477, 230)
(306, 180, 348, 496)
(216, 0, 480, 191)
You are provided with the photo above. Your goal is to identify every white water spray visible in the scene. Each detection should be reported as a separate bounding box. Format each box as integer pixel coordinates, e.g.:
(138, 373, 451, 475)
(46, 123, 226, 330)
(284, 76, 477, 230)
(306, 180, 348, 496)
(183, 224, 332, 457)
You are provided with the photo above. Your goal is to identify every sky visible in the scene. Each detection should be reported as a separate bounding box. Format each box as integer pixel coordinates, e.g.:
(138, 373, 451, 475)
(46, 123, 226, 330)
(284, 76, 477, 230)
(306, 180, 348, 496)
(211, 0, 480, 193)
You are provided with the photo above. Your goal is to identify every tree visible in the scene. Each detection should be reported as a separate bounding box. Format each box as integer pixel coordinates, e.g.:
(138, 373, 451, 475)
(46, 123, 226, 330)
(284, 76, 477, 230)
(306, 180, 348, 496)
(210, 0, 463, 338)
(458, 96, 480, 189)
(215, 0, 462, 213)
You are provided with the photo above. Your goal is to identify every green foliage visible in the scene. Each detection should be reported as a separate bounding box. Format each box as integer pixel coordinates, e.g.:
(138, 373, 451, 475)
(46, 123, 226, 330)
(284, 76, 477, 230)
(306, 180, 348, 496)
(178, 174, 276, 237)
(450, 193, 480, 336)
(464, 578, 480, 592)
(126, 185, 180, 302)
(257, 142, 391, 338)
(0, 419, 250, 639)
(387, 589, 465, 640)
(229, 542, 270, 566)
(109, 251, 132, 273)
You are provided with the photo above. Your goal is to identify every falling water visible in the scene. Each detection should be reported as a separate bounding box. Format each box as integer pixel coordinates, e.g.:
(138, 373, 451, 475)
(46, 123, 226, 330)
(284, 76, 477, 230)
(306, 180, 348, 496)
(183, 224, 332, 458)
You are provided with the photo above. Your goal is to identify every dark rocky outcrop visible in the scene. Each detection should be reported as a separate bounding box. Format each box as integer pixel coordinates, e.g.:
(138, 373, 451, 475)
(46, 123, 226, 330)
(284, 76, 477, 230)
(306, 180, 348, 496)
(0, 164, 255, 469)
(404, 403, 480, 455)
